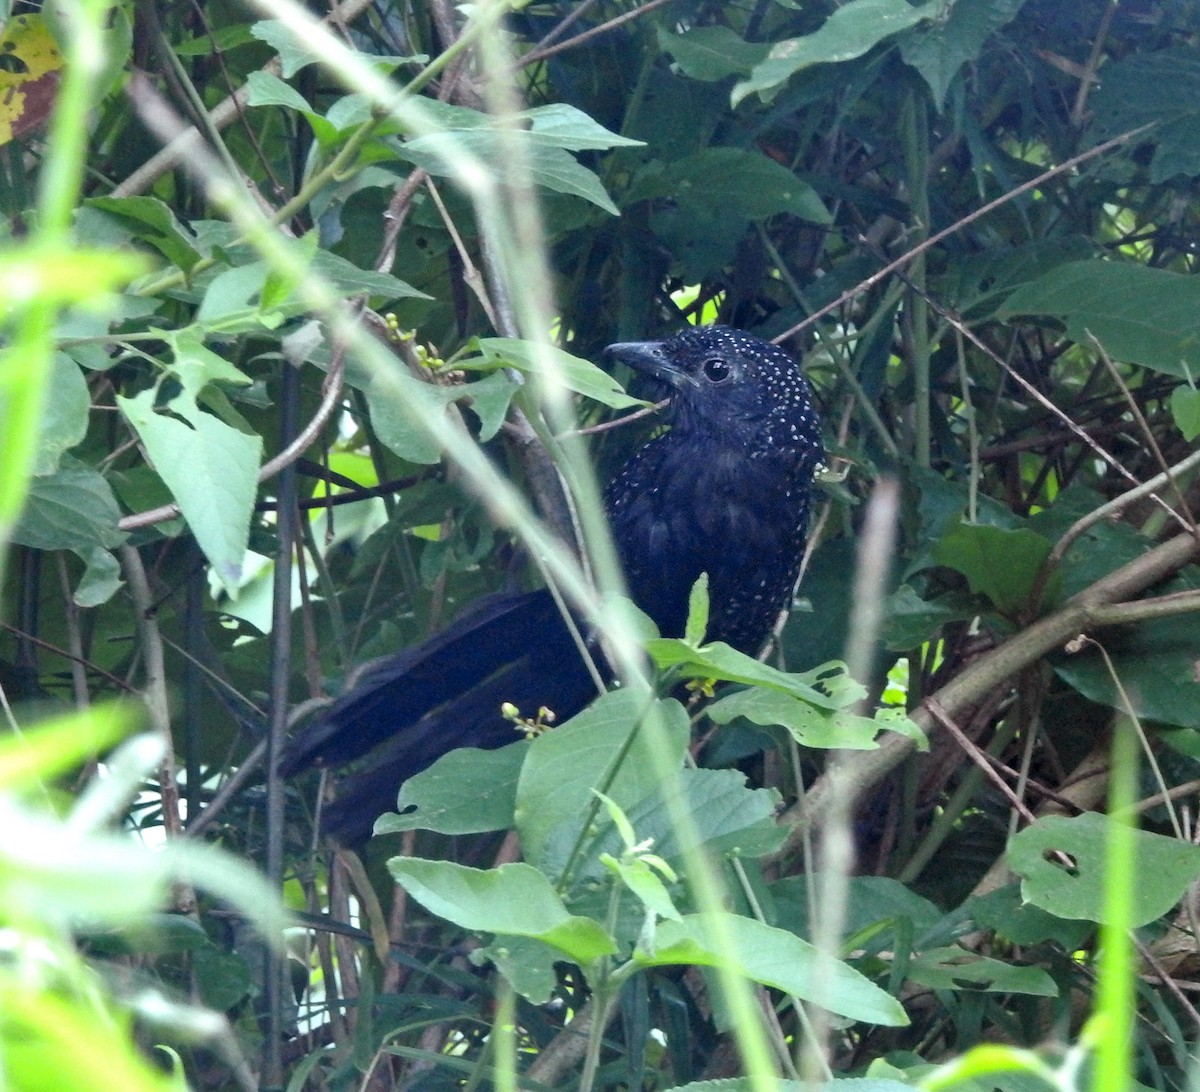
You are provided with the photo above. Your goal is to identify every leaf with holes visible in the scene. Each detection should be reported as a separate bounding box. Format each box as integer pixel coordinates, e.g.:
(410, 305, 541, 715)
(1007, 813, 1200, 927)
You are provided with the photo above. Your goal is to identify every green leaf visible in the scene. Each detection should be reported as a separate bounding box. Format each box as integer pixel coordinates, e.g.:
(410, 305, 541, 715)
(603, 855, 682, 923)
(627, 768, 785, 862)
(906, 946, 1058, 996)
(242, 68, 313, 115)
(657, 26, 770, 81)
(967, 883, 1093, 949)
(309, 248, 431, 302)
(400, 131, 622, 214)
(523, 103, 645, 151)
(1171, 384, 1200, 440)
(645, 640, 852, 709)
(931, 521, 1054, 618)
(1053, 580, 1200, 729)
(634, 912, 909, 1026)
(1090, 45, 1200, 181)
(193, 945, 253, 1011)
(471, 935, 560, 1004)
(85, 196, 203, 273)
(388, 859, 618, 964)
(1007, 812, 1200, 927)
(999, 260, 1200, 380)
(732, 0, 940, 106)
(685, 573, 709, 646)
(627, 147, 831, 225)
(899, 0, 1031, 106)
(195, 261, 280, 333)
(706, 689, 925, 751)
(360, 364, 460, 464)
(173, 24, 257, 57)
(516, 691, 690, 878)
(882, 584, 979, 650)
(33, 352, 88, 475)
(249, 19, 325, 77)
(13, 456, 128, 604)
(116, 389, 262, 594)
(75, 546, 123, 608)
(471, 337, 644, 409)
(770, 874, 941, 943)
(165, 328, 252, 401)
(374, 743, 528, 835)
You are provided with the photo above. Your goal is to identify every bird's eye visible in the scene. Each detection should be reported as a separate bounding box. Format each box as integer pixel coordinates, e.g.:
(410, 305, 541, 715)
(702, 358, 732, 383)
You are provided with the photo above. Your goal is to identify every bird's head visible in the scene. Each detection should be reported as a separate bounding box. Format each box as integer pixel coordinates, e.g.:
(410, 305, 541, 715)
(605, 325, 823, 463)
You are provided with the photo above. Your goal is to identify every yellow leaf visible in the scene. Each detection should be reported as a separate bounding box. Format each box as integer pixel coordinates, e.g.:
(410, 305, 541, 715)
(0, 14, 65, 146)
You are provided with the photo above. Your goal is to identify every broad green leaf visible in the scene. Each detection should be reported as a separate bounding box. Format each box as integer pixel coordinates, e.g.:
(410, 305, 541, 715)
(116, 389, 261, 594)
(881, 584, 978, 650)
(634, 912, 909, 1026)
(516, 691, 690, 878)
(523, 103, 645, 151)
(1054, 580, 1200, 729)
(13, 456, 128, 604)
(906, 946, 1057, 996)
(458, 370, 522, 440)
(603, 855, 681, 923)
(310, 249, 431, 302)
(195, 261, 280, 333)
(626, 147, 831, 225)
(85, 196, 202, 273)
(1090, 45, 1200, 181)
(1008, 812, 1200, 927)
(400, 131, 622, 214)
(388, 859, 618, 964)
(999, 260, 1200, 380)
(193, 945, 254, 1011)
(361, 362, 457, 464)
(645, 639, 852, 709)
(74, 546, 123, 608)
(471, 337, 644, 409)
(374, 743, 528, 835)
(165, 329, 252, 402)
(967, 884, 1093, 950)
(33, 353, 88, 475)
(770, 874, 941, 945)
(931, 521, 1055, 618)
(626, 768, 784, 862)
(471, 935, 560, 1004)
(706, 689, 925, 750)
(249, 19, 326, 77)
(243, 68, 313, 115)
(657, 26, 770, 81)
(173, 24, 256, 56)
(1171, 384, 1200, 440)
(900, 0, 1031, 106)
(732, 0, 939, 106)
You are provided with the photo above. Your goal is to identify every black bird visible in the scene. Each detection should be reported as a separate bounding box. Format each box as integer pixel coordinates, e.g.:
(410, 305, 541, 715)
(281, 326, 824, 840)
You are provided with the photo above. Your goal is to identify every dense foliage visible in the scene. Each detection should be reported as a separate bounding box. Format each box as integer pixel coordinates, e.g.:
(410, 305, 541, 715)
(3, 0, 1200, 1088)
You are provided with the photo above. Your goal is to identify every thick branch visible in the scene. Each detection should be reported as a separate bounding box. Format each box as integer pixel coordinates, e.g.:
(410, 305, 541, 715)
(773, 531, 1200, 863)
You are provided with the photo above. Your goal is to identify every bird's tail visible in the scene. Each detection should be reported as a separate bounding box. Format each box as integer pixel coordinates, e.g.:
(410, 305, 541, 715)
(280, 589, 603, 842)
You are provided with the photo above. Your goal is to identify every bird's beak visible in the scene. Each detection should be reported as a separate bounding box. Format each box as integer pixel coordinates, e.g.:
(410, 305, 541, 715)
(604, 340, 687, 388)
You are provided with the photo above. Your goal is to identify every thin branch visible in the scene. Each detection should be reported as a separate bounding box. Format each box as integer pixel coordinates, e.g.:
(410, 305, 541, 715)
(771, 124, 1155, 347)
